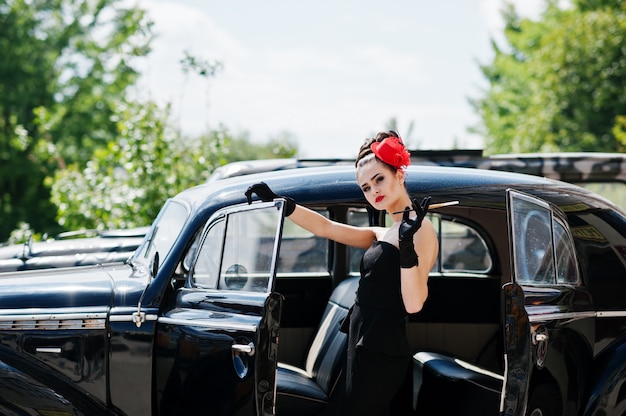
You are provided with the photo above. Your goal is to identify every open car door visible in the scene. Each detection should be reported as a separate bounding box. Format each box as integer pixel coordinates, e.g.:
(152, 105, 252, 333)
(502, 189, 593, 416)
(155, 200, 286, 416)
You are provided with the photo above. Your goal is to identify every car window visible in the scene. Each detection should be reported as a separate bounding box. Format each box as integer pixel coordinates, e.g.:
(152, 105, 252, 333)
(191, 219, 225, 288)
(190, 202, 284, 292)
(512, 198, 554, 284)
(132, 199, 188, 268)
(509, 191, 580, 285)
(279, 211, 329, 274)
(440, 219, 492, 273)
(554, 219, 579, 284)
(347, 208, 493, 275)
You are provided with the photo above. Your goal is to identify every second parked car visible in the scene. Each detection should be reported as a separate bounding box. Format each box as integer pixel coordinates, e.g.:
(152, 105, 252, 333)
(0, 228, 147, 272)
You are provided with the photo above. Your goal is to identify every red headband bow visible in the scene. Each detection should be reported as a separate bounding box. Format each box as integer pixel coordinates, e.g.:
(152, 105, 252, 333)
(371, 136, 411, 169)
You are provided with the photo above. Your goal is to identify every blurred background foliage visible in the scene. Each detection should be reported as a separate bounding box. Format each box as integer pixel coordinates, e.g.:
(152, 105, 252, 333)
(1, 0, 625, 242)
(472, 0, 626, 154)
(0, 0, 296, 242)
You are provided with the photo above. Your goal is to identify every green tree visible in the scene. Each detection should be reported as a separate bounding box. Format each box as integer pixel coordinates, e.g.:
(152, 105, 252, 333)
(472, 1, 626, 154)
(51, 100, 213, 230)
(50, 100, 297, 231)
(0, 0, 151, 240)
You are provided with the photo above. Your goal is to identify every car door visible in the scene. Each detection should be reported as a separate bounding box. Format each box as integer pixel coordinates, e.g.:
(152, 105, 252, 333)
(502, 190, 594, 416)
(155, 200, 285, 416)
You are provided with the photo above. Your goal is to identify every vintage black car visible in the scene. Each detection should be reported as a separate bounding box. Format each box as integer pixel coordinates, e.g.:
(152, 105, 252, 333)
(2, 152, 624, 274)
(1, 164, 626, 416)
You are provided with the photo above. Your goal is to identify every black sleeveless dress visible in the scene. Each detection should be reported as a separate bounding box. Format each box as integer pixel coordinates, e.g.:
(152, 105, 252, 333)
(340, 240, 411, 415)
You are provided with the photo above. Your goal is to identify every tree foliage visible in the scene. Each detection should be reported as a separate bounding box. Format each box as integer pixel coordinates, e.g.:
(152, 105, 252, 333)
(50, 101, 220, 230)
(49, 101, 297, 231)
(472, 0, 626, 154)
(0, 0, 152, 240)
(0, 0, 299, 241)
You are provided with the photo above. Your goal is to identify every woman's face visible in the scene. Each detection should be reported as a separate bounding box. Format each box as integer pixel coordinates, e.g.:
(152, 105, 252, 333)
(356, 158, 406, 211)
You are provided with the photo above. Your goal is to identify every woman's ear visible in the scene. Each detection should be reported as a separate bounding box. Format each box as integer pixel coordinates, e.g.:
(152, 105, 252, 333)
(396, 168, 406, 184)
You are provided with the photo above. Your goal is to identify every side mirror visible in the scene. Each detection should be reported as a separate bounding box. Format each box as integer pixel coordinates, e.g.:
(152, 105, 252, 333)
(224, 264, 248, 290)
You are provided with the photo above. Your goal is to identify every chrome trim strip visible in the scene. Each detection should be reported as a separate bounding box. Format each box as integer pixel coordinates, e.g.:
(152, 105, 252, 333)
(0, 308, 109, 330)
(0, 313, 107, 321)
(0, 306, 106, 316)
(36, 347, 62, 354)
(109, 314, 158, 322)
(528, 310, 626, 323)
(528, 311, 596, 323)
(0, 315, 106, 330)
(158, 316, 257, 332)
(597, 311, 626, 318)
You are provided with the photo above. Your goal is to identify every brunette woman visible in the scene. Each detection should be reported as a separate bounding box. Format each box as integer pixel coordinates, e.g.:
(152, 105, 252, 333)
(246, 131, 438, 415)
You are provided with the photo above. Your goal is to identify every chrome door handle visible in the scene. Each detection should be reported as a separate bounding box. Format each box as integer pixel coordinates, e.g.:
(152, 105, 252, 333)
(532, 331, 549, 344)
(232, 342, 255, 356)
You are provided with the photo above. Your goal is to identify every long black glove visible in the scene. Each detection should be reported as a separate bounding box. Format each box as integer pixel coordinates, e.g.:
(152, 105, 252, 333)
(245, 182, 296, 216)
(398, 196, 431, 268)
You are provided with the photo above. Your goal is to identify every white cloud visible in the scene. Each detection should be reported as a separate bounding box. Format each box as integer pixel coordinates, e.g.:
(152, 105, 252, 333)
(134, 1, 568, 158)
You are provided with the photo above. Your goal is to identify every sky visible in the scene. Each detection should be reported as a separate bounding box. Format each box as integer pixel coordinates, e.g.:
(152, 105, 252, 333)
(134, 0, 546, 158)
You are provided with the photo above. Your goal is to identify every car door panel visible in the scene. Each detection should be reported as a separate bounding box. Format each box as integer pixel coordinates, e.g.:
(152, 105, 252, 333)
(155, 201, 285, 415)
(156, 293, 281, 415)
(504, 189, 595, 415)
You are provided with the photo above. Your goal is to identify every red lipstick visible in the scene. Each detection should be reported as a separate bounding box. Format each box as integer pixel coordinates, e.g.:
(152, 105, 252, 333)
(375, 196, 384, 203)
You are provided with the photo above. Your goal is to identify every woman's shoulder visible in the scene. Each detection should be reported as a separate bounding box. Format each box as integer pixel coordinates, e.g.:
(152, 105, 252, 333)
(373, 226, 397, 245)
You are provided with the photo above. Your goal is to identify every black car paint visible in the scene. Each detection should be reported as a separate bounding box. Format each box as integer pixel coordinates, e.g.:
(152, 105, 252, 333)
(0, 165, 626, 415)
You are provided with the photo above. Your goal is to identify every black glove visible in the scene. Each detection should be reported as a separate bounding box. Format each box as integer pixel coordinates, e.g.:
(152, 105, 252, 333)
(245, 182, 296, 216)
(398, 196, 431, 268)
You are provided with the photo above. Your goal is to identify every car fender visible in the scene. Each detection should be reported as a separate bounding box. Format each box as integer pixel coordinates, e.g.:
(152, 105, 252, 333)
(0, 357, 112, 415)
(583, 337, 626, 415)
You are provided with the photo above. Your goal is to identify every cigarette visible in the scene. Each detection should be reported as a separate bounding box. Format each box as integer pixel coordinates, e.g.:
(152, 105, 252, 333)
(429, 201, 459, 209)
(393, 200, 459, 214)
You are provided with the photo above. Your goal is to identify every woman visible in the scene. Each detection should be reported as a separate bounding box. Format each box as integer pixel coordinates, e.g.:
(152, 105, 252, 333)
(245, 130, 438, 415)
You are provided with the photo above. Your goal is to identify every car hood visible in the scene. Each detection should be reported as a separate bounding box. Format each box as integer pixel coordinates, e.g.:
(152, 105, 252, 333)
(0, 263, 144, 311)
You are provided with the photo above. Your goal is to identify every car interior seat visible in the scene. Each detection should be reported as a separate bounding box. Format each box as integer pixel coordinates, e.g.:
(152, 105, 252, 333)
(412, 351, 504, 416)
(276, 276, 359, 416)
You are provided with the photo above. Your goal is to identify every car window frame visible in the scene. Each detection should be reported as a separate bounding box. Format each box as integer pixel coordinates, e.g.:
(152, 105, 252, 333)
(187, 200, 286, 293)
(130, 199, 190, 270)
(508, 189, 581, 287)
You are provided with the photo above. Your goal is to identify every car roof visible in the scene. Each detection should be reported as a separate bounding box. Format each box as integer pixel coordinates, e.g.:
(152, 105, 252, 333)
(207, 158, 354, 182)
(178, 164, 600, 218)
(208, 151, 626, 184)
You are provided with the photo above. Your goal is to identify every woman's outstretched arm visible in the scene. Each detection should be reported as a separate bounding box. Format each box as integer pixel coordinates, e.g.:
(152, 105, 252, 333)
(246, 182, 377, 249)
(288, 204, 377, 250)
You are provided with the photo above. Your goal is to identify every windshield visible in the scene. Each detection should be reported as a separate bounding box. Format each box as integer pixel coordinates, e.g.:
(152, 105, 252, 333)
(131, 200, 189, 268)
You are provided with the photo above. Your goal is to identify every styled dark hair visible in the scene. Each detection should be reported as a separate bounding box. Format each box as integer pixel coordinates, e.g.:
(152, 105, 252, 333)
(355, 130, 401, 171)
